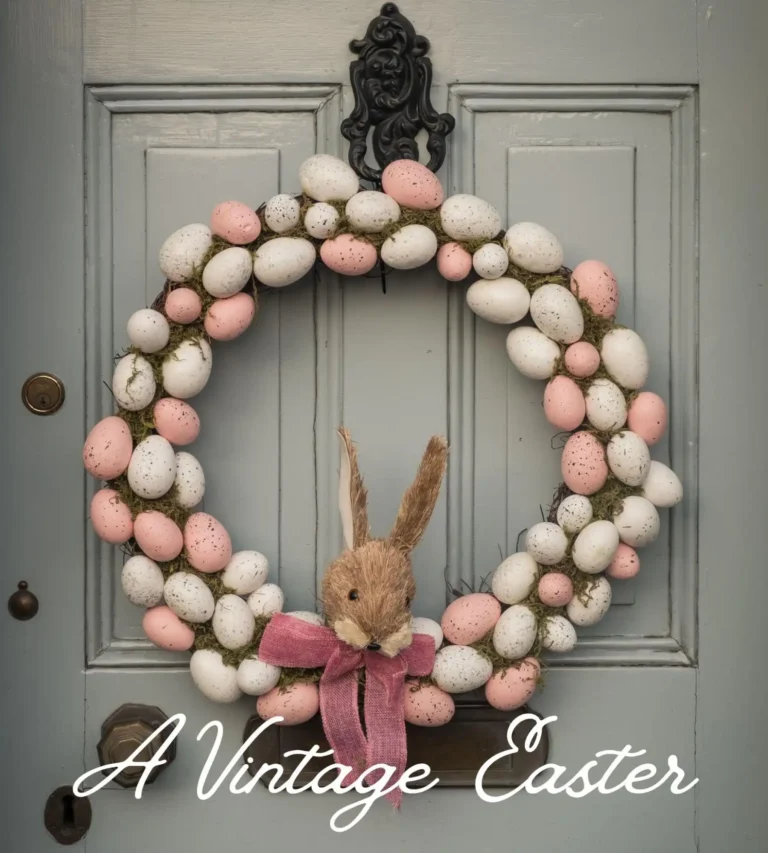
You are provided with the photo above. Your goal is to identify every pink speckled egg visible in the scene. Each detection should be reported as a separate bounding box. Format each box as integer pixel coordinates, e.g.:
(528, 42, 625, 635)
(564, 341, 601, 378)
(561, 431, 609, 495)
(436, 242, 473, 281)
(544, 376, 586, 431)
(204, 293, 256, 341)
(381, 160, 444, 210)
(134, 511, 184, 562)
(256, 683, 320, 725)
(83, 416, 133, 480)
(210, 201, 261, 245)
(485, 658, 541, 711)
(90, 488, 133, 543)
(153, 398, 200, 446)
(142, 605, 195, 651)
(570, 260, 619, 318)
(441, 592, 502, 645)
(404, 681, 455, 727)
(538, 572, 574, 607)
(184, 512, 232, 572)
(607, 543, 640, 579)
(319, 234, 378, 276)
(627, 391, 667, 446)
(165, 287, 202, 325)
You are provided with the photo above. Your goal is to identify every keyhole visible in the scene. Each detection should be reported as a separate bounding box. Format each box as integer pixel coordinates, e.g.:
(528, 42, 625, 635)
(61, 794, 75, 833)
(44, 785, 92, 845)
(37, 393, 51, 409)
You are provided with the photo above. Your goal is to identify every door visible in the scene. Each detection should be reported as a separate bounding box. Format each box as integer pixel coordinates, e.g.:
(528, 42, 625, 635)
(2, 1, 766, 850)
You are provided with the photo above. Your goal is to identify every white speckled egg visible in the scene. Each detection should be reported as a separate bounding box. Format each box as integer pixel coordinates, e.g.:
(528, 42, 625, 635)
(503, 222, 563, 274)
(556, 494, 593, 533)
(585, 378, 628, 431)
(164, 572, 215, 623)
(127, 435, 176, 499)
(492, 604, 537, 659)
(601, 329, 649, 390)
(440, 194, 502, 242)
(121, 555, 164, 607)
(411, 616, 444, 650)
(201, 247, 252, 297)
(612, 496, 660, 547)
(174, 451, 205, 509)
(345, 191, 400, 233)
(472, 243, 509, 280)
(491, 552, 539, 605)
(112, 353, 156, 411)
(529, 283, 584, 344)
(285, 610, 325, 626)
(566, 576, 612, 626)
(540, 614, 577, 652)
(432, 645, 493, 693)
(380, 224, 437, 269)
(506, 326, 560, 380)
(221, 551, 269, 595)
(466, 277, 530, 324)
(159, 223, 213, 283)
(641, 460, 683, 508)
(237, 655, 281, 696)
(299, 154, 359, 202)
(127, 308, 170, 354)
(304, 202, 340, 239)
(264, 194, 301, 234)
(162, 338, 212, 399)
(607, 430, 651, 486)
(253, 237, 316, 287)
(571, 520, 620, 574)
(190, 649, 242, 703)
(247, 583, 284, 617)
(526, 522, 568, 565)
(213, 594, 256, 650)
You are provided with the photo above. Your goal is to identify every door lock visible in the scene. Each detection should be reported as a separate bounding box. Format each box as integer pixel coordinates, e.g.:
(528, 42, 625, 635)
(44, 786, 91, 845)
(21, 372, 65, 415)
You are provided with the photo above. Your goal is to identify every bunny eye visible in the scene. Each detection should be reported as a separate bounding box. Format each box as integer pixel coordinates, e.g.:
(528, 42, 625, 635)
(348, 589, 359, 601)
(405, 596, 411, 608)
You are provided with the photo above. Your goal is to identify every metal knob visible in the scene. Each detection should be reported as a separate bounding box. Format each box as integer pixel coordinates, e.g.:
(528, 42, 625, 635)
(97, 704, 176, 788)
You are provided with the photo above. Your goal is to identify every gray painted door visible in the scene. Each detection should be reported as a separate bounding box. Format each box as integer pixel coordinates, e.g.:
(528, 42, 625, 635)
(2, 1, 766, 851)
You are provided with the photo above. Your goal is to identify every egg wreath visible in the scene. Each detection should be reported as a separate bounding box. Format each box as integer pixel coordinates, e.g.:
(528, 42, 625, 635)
(83, 153, 683, 781)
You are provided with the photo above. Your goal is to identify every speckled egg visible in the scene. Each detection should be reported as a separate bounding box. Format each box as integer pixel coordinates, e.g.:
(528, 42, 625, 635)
(237, 655, 281, 696)
(164, 287, 202, 325)
(506, 326, 560, 380)
(607, 430, 651, 486)
(253, 237, 316, 287)
(538, 572, 574, 607)
(564, 341, 600, 378)
(247, 583, 284, 617)
(153, 398, 200, 446)
(190, 649, 242, 703)
(90, 489, 133, 544)
(492, 605, 537, 660)
(627, 392, 667, 446)
(440, 194, 502, 241)
(299, 154, 359, 202)
(556, 494, 593, 533)
(264, 194, 301, 234)
(127, 435, 176, 499)
(112, 353, 156, 412)
(566, 576, 612, 626)
(143, 605, 195, 651)
(503, 222, 563, 274)
(320, 234, 378, 275)
(641, 460, 683, 508)
(184, 512, 232, 573)
(525, 522, 568, 565)
(201, 247, 252, 298)
(570, 260, 618, 319)
(571, 520, 620, 574)
(303, 203, 340, 239)
(437, 242, 473, 281)
(441, 593, 501, 645)
(404, 681, 455, 726)
(607, 543, 640, 579)
(491, 552, 539, 605)
(432, 645, 493, 693)
(467, 277, 530, 324)
(530, 283, 584, 344)
(204, 293, 256, 341)
(345, 191, 400, 233)
(221, 551, 269, 596)
(381, 160, 444, 210)
(472, 243, 509, 280)
(163, 571, 215, 623)
(121, 555, 165, 607)
(601, 329, 649, 390)
(585, 377, 628, 431)
(133, 511, 184, 561)
(380, 224, 438, 269)
(83, 416, 133, 480)
(561, 431, 609, 495)
(540, 614, 577, 652)
(213, 594, 256, 650)
(159, 223, 212, 282)
(127, 308, 170, 354)
(485, 659, 540, 711)
(410, 616, 443, 650)
(612, 496, 660, 547)
(174, 451, 205, 509)
(257, 683, 320, 724)
(162, 338, 212, 400)
(544, 376, 586, 431)
(210, 201, 261, 245)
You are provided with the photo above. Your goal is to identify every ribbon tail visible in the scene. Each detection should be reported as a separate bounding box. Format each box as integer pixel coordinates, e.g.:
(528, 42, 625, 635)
(365, 657, 408, 808)
(319, 666, 368, 783)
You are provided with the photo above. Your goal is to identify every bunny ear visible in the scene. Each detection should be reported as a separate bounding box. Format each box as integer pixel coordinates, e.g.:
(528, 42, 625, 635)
(389, 435, 449, 554)
(338, 428, 370, 550)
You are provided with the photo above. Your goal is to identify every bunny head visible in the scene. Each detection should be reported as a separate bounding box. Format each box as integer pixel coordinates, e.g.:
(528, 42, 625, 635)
(321, 428, 449, 658)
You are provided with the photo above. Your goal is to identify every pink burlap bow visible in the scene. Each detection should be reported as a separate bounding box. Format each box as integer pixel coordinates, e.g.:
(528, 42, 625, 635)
(258, 612, 435, 807)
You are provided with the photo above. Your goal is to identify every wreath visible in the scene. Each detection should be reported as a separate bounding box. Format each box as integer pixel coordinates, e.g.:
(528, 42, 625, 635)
(83, 154, 683, 797)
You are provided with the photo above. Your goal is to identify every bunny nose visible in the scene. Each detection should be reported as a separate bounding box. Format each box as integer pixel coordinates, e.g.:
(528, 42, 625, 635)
(366, 642, 381, 651)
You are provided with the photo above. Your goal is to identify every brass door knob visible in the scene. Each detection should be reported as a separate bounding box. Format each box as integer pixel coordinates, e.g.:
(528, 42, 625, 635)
(97, 704, 176, 788)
